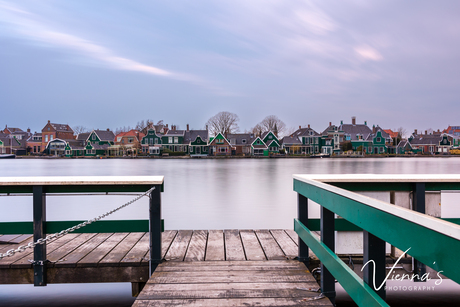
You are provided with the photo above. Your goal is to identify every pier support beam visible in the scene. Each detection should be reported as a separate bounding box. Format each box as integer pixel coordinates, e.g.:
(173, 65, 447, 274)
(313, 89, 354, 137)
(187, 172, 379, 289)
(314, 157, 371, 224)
(321, 206, 336, 305)
(363, 231, 386, 299)
(297, 194, 309, 267)
(33, 185, 46, 286)
(149, 185, 162, 276)
(413, 183, 426, 282)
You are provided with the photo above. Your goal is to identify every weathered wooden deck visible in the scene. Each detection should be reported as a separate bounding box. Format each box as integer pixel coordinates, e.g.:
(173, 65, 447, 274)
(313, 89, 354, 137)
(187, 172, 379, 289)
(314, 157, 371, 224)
(1, 230, 330, 306)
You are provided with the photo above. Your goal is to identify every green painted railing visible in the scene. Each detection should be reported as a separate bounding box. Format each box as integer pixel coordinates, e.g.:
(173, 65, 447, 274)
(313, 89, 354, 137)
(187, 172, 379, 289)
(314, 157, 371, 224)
(294, 174, 460, 307)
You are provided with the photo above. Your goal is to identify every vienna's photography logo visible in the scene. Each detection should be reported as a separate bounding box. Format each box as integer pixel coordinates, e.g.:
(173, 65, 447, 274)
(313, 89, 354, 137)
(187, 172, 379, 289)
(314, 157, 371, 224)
(362, 247, 444, 292)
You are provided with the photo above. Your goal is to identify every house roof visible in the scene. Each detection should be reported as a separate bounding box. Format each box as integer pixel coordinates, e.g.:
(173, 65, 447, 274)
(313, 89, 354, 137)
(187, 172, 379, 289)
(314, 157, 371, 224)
(339, 124, 372, 141)
(115, 130, 145, 140)
(164, 130, 185, 136)
(50, 123, 74, 133)
(94, 129, 115, 142)
(227, 133, 255, 146)
(291, 127, 319, 138)
(409, 134, 443, 145)
(384, 129, 398, 139)
(184, 130, 208, 143)
(3, 126, 23, 134)
(77, 133, 90, 141)
(280, 136, 302, 145)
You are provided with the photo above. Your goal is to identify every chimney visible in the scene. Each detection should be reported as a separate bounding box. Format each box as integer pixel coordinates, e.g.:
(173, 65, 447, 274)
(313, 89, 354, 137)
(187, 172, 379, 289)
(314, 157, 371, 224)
(299, 125, 301, 129)
(308, 124, 310, 129)
(329, 122, 332, 127)
(48, 120, 50, 123)
(107, 128, 110, 131)
(206, 125, 208, 131)
(166, 124, 169, 128)
(27, 128, 30, 133)
(352, 116, 356, 125)
(414, 129, 418, 135)
(187, 124, 189, 131)
(425, 130, 428, 135)
(364, 121, 367, 126)
(340, 120, 343, 125)
(373, 125, 376, 134)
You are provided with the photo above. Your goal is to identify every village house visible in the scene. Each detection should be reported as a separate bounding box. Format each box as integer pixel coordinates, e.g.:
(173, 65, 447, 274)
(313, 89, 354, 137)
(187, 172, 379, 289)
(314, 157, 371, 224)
(283, 125, 321, 155)
(27, 132, 43, 155)
(41, 121, 75, 154)
(209, 132, 232, 156)
(408, 130, 452, 154)
(114, 130, 145, 156)
(227, 133, 255, 155)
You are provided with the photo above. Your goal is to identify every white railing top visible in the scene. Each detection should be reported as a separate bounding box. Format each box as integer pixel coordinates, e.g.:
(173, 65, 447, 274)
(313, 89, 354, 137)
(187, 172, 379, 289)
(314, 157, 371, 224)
(294, 174, 460, 183)
(293, 174, 460, 241)
(0, 176, 164, 186)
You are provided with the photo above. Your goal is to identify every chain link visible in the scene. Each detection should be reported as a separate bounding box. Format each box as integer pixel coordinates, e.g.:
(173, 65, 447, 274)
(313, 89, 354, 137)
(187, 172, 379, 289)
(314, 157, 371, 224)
(0, 186, 156, 260)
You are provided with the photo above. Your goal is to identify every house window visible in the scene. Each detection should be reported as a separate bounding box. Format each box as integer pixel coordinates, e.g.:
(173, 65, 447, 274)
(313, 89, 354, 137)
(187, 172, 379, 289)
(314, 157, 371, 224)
(65, 150, 71, 155)
(50, 135, 53, 141)
(155, 138, 158, 144)
(242, 139, 246, 144)
(220, 147, 227, 153)
(149, 138, 153, 145)
(169, 137, 173, 143)
(92, 134, 96, 140)
(45, 135, 48, 142)
(190, 147, 193, 153)
(86, 149, 95, 155)
(174, 137, 178, 144)
(377, 137, 381, 142)
(128, 138, 133, 143)
(269, 135, 273, 139)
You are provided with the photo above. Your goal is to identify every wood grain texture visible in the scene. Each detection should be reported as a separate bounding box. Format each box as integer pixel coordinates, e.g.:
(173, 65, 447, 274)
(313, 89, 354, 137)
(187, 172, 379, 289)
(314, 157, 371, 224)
(255, 230, 286, 260)
(164, 230, 193, 261)
(99, 232, 144, 266)
(224, 230, 245, 261)
(184, 230, 207, 262)
(135, 260, 331, 307)
(78, 233, 129, 267)
(239, 230, 266, 261)
(205, 230, 224, 261)
(271, 229, 298, 259)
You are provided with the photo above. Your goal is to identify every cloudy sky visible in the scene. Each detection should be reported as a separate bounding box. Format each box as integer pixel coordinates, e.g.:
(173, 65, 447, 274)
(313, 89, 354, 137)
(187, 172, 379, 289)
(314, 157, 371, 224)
(1, 0, 459, 135)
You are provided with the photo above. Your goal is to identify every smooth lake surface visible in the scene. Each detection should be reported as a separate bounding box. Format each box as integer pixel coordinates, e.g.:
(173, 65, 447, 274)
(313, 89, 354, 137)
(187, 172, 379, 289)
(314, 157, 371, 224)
(1, 157, 460, 306)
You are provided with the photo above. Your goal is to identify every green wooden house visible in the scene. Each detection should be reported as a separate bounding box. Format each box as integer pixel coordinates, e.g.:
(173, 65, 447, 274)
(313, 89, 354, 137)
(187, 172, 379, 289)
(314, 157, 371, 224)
(141, 129, 163, 156)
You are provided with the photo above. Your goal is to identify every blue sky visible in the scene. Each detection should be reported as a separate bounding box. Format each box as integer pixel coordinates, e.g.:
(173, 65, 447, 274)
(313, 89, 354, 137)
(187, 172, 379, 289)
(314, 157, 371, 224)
(1, 0, 460, 135)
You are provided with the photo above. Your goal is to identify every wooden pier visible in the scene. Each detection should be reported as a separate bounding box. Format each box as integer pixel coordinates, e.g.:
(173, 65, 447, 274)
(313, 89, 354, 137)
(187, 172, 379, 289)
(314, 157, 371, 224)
(1, 230, 331, 306)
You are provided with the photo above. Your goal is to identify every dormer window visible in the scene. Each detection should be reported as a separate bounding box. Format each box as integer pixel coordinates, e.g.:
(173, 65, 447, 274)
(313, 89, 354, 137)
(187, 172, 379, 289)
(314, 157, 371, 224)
(269, 135, 273, 139)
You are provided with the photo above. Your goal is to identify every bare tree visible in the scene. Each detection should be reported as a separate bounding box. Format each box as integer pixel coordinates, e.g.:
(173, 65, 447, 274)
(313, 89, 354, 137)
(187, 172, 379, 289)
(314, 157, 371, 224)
(249, 124, 263, 137)
(73, 126, 89, 135)
(397, 127, 407, 139)
(206, 111, 239, 136)
(257, 115, 287, 137)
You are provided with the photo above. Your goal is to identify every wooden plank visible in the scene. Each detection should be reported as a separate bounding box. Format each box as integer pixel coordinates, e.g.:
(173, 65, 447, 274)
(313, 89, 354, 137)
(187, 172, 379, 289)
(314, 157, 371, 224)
(271, 230, 298, 259)
(0, 234, 22, 243)
(46, 233, 98, 264)
(224, 230, 245, 261)
(285, 229, 299, 245)
(77, 233, 129, 267)
(184, 230, 207, 262)
(239, 230, 266, 261)
(164, 230, 193, 261)
(137, 288, 323, 299)
(133, 297, 332, 306)
(162, 230, 177, 259)
(256, 230, 286, 260)
(155, 264, 306, 272)
(151, 269, 309, 279)
(159, 260, 301, 267)
(55, 233, 112, 267)
(121, 232, 150, 266)
(205, 230, 224, 261)
(99, 232, 144, 266)
(140, 281, 319, 291)
(1, 234, 80, 268)
(8, 234, 32, 244)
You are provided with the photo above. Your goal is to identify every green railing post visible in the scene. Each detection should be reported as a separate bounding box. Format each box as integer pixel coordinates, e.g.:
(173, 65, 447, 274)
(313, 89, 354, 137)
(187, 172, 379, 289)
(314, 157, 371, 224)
(297, 194, 309, 266)
(413, 183, 426, 281)
(33, 185, 47, 286)
(149, 185, 162, 276)
(363, 231, 386, 299)
(321, 206, 336, 305)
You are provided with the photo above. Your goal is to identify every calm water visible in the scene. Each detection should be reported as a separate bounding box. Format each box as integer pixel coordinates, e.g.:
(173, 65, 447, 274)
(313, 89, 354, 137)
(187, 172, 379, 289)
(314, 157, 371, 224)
(1, 157, 460, 306)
